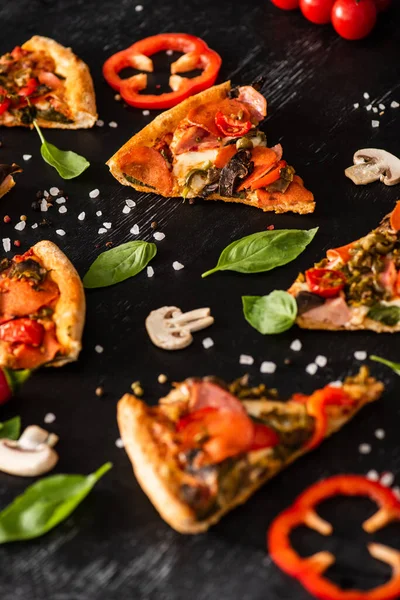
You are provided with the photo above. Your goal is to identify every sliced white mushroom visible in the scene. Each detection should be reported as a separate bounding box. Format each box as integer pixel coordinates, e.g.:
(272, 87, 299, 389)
(345, 148, 400, 186)
(0, 425, 59, 477)
(146, 306, 214, 350)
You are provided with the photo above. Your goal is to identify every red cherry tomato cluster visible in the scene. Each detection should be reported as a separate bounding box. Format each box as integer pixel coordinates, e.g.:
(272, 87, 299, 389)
(270, 0, 391, 40)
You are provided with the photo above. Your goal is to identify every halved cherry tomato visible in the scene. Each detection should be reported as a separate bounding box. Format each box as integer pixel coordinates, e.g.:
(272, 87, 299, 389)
(18, 77, 38, 97)
(250, 422, 280, 450)
(215, 111, 252, 137)
(306, 268, 346, 298)
(270, 0, 300, 8)
(300, 0, 335, 24)
(0, 318, 44, 347)
(331, 0, 377, 40)
(250, 160, 287, 191)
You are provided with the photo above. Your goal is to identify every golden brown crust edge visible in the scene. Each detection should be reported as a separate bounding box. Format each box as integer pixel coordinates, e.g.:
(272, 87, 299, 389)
(32, 240, 86, 366)
(15, 35, 97, 129)
(117, 376, 383, 534)
(0, 175, 15, 199)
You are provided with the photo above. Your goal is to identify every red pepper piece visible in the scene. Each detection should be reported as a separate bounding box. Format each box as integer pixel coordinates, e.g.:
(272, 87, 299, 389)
(249, 160, 287, 191)
(0, 86, 10, 116)
(306, 267, 346, 298)
(268, 474, 400, 600)
(390, 201, 400, 232)
(18, 77, 38, 97)
(0, 318, 45, 347)
(214, 111, 252, 137)
(103, 33, 222, 110)
(250, 422, 280, 450)
(327, 241, 358, 264)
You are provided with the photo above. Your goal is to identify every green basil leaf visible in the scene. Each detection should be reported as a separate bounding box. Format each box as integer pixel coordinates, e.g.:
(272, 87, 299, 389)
(370, 355, 400, 376)
(0, 462, 112, 543)
(0, 416, 21, 441)
(242, 291, 297, 334)
(202, 228, 318, 278)
(367, 304, 400, 326)
(83, 241, 157, 288)
(33, 121, 89, 179)
(4, 368, 31, 394)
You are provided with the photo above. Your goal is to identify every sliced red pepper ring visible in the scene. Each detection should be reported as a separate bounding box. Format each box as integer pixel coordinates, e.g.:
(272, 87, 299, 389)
(268, 475, 400, 600)
(103, 33, 222, 110)
(306, 267, 347, 298)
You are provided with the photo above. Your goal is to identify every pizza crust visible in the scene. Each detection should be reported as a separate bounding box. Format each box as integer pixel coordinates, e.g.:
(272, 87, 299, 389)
(0, 36, 97, 129)
(0, 175, 16, 199)
(117, 372, 383, 534)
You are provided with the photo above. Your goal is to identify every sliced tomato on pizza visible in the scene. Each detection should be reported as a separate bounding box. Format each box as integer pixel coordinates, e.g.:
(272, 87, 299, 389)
(107, 81, 315, 214)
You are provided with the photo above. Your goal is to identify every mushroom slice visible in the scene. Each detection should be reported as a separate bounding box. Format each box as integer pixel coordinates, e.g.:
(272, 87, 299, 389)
(345, 148, 400, 186)
(0, 425, 59, 477)
(145, 306, 214, 350)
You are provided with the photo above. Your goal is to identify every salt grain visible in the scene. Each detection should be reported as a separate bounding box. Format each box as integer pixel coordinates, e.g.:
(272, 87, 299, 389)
(2, 238, 10, 252)
(56, 229, 66, 236)
(329, 381, 343, 388)
(306, 363, 318, 375)
(23, 154, 32, 161)
(372, 107, 378, 113)
(109, 121, 118, 128)
(363, 92, 370, 100)
(202, 337, 214, 349)
(380, 472, 394, 487)
(142, 110, 150, 116)
(14, 221, 26, 231)
(78, 212, 85, 221)
(260, 361, 276, 374)
(103, 222, 112, 229)
(115, 438, 124, 448)
(240, 354, 254, 365)
(153, 232, 165, 241)
(375, 428, 385, 440)
(359, 443, 371, 455)
(31, 223, 38, 229)
(98, 227, 107, 234)
(367, 470, 379, 482)
(89, 189, 100, 198)
(354, 350, 367, 360)
(56, 197, 66, 204)
(96, 210, 102, 217)
(173, 261, 184, 270)
(290, 339, 302, 352)
(95, 345, 104, 354)
(40, 199, 48, 212)
(372, 120, 380, 128)
(353, 103, 359, 109)
(147, 266, 154, 278)
(166, 49, 173, 56)
(379, 103, 385, 110)
(135, 4, 143, 10)
(366, 104, 372, 111)
(391, 101, 399, 109)
(130, 224, 140, 235)
(122, 205, 131, 214)
(126, 199, 136, 208)
(44, 191, 49, 198)
(96, 119, 104, 127)
(49, 187, 59, 196)
(44, 412, 56, 424)
(58, 205, 67, 214)
(315, 355, 327, 368)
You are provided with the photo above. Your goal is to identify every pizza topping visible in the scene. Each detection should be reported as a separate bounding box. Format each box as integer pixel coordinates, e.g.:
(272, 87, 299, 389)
(120, 146, 172, 195)
(295, 291, 325, 315)
(145, 306, 214, 350)
(0, 318, 44, 347)
(300, 296, 352, 326)
(345, 148, 400, 186)
(0, 425, 58, 477)
(268, 475, 400, 600)
(236, 85, 267, 122)
(11, 323, 61, 370)
(214, 144, 237, 168)
(236, 146, 282, 191)
(219, 149, 253, 197)
(171, 124, 220, 155)
(305, 267, 346, 298)
(390, 200, 400, 231)
(214, 111, 252, 137)
(187, 99, 252, 138)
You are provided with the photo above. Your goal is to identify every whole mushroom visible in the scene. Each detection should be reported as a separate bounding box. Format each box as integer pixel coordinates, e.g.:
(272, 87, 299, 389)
(145, 306, 214, 350)
(345, 149, 400, 186)
(0, 425, 59, 477)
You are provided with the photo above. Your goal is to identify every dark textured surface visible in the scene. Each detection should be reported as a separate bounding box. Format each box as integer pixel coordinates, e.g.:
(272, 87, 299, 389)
(0, 1, 400, 598)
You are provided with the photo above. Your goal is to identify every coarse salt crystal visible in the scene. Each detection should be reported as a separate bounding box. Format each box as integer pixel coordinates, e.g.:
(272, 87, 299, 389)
(103, 222, 112, 229)
(95, 345, 104, 354)
(115, 438, 124, 448)
(372, 120, 380, 128)
(315, 355, 327, 368)
(354, 350, 367, 360)
(49, 187, 59, 196)
(367, 470, 379, 481)
(153, 232, 165, 241)
(363, 92, 370, 100)
(2, 238, 11, 252)
(126, 199, 136, 208)
(135, 4, 143, 11)
(23, 154, 32, 161)
(56, 197, 66, 204)
(56, 229, 66, 236)
(109, 121, 118, 128)
(59, 205, 67, 214)
(202, 337, 214, 349)
(40, 199, 48, 212)
(98, 227, 107, 234)
(391, 101, 399, 109)
(78, 212, 85, 221)
(31, 223, 38, 229)
(353, 103, 359, 109)
(375, 428, 385, 440)
(329, 381, 343, 388)
(380, 472, 394, 487)
(147, 266, 154, 278)
(122, 205, 131, 214)
(359, 443, 371, 454)
(372, 107, 378, 113)
(44, 191, 49, 198)
(89, 189, 100, 198)
(290, 339, 302, 352)
(306, 363, 318, 375)
(366, 104, 372, 111)
(166, 49, 173, 56)
(96, 119, 104, 127)
(379, 103, 385, 110)
(240, 354, 254, 365)
(15, 221, 26, 231)
(96, 210, 102, 217)
(173, 261, 184, 270)
(130, 224, 140, 235)
(44, 412, 56, 424)
(142, 109, 150, 116)
(260, 361, 276, 374)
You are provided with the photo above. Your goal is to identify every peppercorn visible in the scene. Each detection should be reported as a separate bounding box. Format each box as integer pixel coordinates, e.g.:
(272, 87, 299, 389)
(151, 221, 158, 229)
(13, 240, 21, 247)
(20, 215, 27, 221)
(95, 386, 104, 397)
(158, 373, 168, 384)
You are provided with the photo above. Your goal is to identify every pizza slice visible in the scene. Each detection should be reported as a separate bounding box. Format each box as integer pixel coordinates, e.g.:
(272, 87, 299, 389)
(107, 81, 315, 214)
(0, 240, 85, 369)
(0, 164, 22, 199)
(117, 367, 383, 533)
(289, 202, 400, 332)
(0, 36, 97, 128)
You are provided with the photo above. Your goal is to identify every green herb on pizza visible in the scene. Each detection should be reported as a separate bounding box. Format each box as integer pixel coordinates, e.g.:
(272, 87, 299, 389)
(242, 291, 297, 334)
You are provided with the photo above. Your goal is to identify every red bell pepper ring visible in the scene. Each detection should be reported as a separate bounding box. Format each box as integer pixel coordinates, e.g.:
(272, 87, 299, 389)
(215, 111, 252, 137)
(306, 267, 347, 298)
(102, 33, 222, 110)
(268, 474, 400, 600)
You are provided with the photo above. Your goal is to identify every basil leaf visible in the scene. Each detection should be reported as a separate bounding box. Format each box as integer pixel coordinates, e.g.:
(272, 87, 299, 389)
(4, 368, 31, 394)
(367, 304, 400, 326)
(33, 121, 89, 179)
(202, 228, 318, 278)
(0, 462, 112, 543)
(0, 416, 21, 441)
(370, 355, 400, 376)
(83, 241, 157, 288)
(242, 291, 297, 334)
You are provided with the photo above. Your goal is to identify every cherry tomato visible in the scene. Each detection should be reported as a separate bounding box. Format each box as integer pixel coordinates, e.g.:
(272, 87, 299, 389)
(250, 423, 280, 451)
(270, 0, 300, 9)
(300, 0, 335, 24)
(373, 0, 391, 11)
(331, 0, 377, 40)
(215, 111, 252, 137)
(305, 267, 346, 298)
(0, 318, 45, 347)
